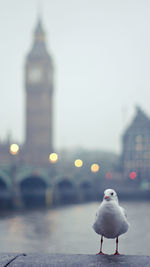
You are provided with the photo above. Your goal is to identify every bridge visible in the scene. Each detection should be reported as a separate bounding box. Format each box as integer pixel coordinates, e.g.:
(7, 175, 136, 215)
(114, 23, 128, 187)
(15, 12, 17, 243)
(0, 160, 149, 210)
(0, 164, 99, 209)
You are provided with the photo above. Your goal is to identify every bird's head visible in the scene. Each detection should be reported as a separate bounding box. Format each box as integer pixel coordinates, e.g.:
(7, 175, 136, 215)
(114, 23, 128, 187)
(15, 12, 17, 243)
(103, 189, 118, 203)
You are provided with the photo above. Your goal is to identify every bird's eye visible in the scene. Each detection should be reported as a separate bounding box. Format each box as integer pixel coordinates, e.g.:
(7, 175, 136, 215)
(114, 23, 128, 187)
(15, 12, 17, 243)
(111, 192, 114, 196)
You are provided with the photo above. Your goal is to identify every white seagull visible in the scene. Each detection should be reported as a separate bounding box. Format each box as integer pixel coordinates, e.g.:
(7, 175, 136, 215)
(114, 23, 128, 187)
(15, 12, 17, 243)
(93, 189, 129, 255)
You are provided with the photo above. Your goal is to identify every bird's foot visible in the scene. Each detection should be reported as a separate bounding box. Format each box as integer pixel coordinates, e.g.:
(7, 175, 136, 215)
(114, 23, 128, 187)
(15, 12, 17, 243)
(96, 251, 105, 255)
(114, 250, 120, 255)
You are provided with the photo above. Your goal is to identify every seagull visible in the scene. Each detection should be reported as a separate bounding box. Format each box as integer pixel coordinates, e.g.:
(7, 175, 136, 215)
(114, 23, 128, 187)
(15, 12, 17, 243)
(93, 188, 129, 255)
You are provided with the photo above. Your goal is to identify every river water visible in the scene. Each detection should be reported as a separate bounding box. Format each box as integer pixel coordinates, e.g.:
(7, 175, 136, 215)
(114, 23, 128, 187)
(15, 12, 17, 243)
(0, 201, 149, 255)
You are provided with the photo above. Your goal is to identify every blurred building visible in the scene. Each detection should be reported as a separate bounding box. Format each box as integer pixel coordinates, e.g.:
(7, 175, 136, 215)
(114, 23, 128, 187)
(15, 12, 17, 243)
(121, 106, 150, 182)
(23, 17, 54, 165)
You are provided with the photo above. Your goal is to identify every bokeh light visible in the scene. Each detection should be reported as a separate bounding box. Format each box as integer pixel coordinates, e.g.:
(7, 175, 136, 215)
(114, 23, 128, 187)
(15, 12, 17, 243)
(9, 144, 19, 155)
(74, 159, 83, 168)
(135, 143, 143, 151)
(129, 171, 137, 180)
(49, 153, 58, 163)
(91, 163, 100, 173)
(105, 172, 112, 179)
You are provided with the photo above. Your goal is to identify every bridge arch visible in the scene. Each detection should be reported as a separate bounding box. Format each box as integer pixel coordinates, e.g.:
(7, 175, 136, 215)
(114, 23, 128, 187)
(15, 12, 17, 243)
(79, 180, 93, 201)
(53, 177, 78, 205)
(19, 171, 49, 208)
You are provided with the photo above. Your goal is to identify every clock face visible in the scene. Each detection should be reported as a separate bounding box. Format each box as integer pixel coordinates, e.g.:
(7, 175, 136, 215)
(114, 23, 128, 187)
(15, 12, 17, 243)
(28, 67, 43, 83)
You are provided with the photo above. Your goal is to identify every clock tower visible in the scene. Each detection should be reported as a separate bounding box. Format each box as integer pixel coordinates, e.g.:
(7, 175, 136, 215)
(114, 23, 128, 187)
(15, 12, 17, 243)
(25, 18, 54, 165)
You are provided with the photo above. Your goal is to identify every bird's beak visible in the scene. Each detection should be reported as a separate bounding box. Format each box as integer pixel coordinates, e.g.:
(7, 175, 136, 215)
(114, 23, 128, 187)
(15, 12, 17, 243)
(104, 195, 109, 200)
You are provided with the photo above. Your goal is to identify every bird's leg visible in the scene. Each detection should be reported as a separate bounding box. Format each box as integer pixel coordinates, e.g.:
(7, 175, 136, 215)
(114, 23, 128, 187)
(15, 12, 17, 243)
(97, 236, 105, 255)
(114, 237, 120, 255)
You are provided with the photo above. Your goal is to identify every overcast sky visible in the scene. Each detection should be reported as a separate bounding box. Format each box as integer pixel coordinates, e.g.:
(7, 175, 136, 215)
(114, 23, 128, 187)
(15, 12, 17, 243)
(0, 0, 150, 153)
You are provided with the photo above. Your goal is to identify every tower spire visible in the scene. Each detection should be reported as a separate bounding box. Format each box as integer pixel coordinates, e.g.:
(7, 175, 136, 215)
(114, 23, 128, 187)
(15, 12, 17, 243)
(27, 15, 49, 59)
(34, 0, 45, 45)
(37, 0, 42, 20)
(34, 17, 45, 43)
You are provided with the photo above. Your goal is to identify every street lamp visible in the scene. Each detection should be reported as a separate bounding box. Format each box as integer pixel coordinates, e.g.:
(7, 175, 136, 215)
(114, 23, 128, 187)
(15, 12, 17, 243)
(91, 163, 100, 173)
(48, 153, 59, 206)
(9, 143, 19, 155)
(49, 153, 58, 164)
(9, 143, 22, 208)
(74, 159, 83, 168)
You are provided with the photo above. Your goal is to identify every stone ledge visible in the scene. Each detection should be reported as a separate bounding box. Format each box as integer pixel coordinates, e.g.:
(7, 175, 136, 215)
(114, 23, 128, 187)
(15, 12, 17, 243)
(1, 253, 150, 267)
(0, 253, 25, 266)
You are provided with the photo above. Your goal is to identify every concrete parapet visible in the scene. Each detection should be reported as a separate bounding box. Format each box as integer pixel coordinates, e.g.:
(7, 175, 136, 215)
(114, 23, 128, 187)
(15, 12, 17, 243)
(1, 253, 150, 267)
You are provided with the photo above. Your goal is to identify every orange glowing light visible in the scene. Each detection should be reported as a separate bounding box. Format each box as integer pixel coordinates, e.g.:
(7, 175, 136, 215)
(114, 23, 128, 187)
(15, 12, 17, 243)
(135, 143, 143, 151)
(74, 159, 83, 168)
(129, 171, 137, 180)
(105, 172, 112, 179)
(91, 163, 100, 173)
(9, 144, 19, 155)
(49, 153, 58, 163)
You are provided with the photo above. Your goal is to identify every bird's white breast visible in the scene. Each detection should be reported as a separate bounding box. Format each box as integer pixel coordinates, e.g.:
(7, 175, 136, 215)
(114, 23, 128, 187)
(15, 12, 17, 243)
(93, 201, 129, 239)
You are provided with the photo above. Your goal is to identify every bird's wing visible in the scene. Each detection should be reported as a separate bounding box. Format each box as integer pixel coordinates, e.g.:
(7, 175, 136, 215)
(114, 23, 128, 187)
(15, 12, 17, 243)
(94, 204, 101, 220)
(120, 206, 127, 218)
